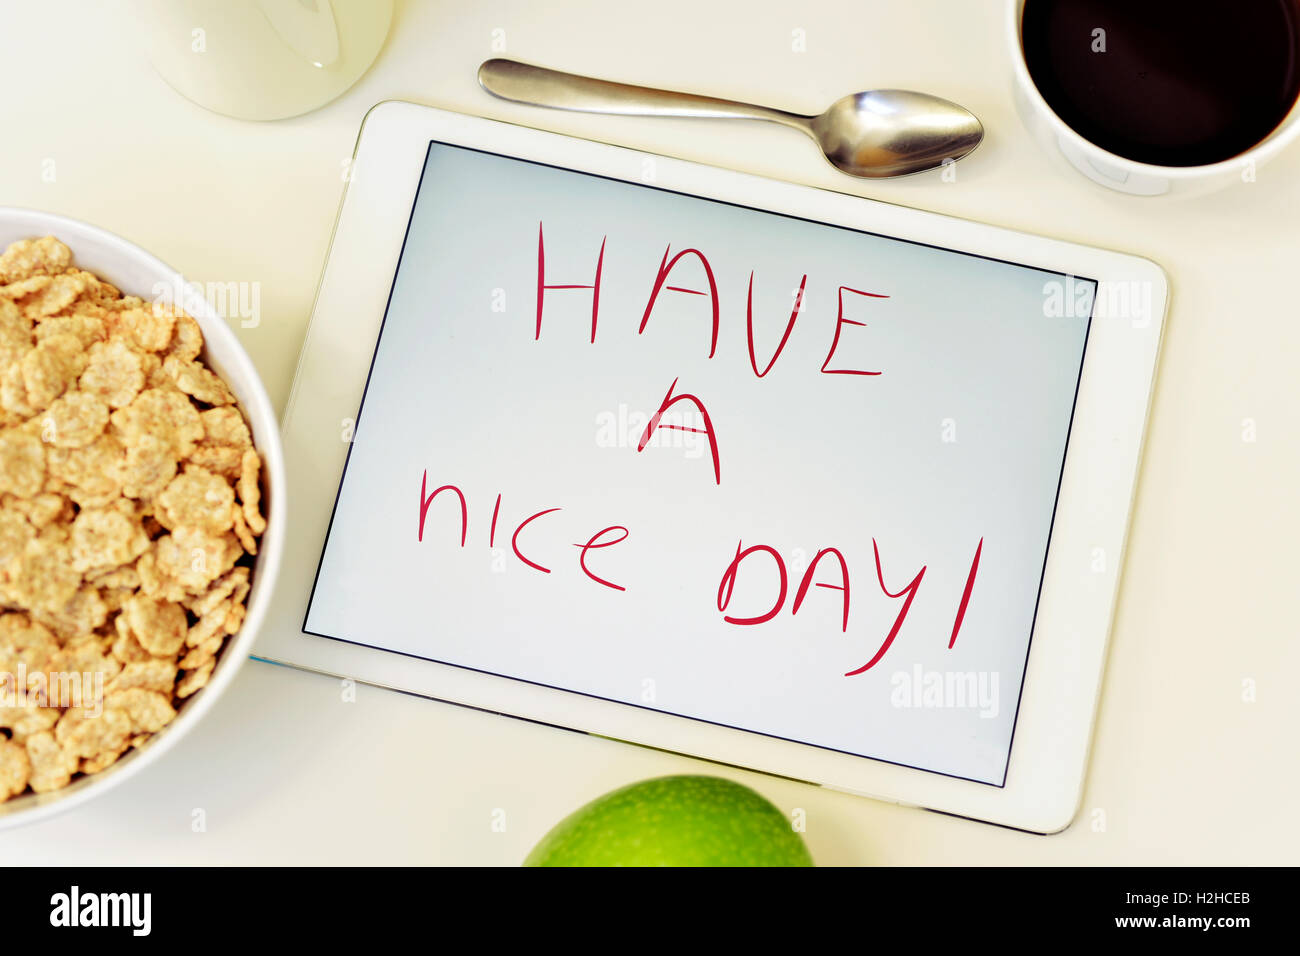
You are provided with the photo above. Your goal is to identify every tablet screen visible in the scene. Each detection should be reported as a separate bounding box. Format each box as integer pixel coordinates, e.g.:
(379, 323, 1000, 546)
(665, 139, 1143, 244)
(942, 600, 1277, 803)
(304, 141, 1094, 786)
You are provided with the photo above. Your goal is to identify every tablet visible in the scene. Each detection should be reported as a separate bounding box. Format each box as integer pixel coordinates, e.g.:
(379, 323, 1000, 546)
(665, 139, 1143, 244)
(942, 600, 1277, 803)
(260, 101, 1166, 833)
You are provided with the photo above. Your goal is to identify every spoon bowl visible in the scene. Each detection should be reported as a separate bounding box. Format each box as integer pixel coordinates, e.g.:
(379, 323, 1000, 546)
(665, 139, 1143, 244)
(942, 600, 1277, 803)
(810, 90, 984, 178)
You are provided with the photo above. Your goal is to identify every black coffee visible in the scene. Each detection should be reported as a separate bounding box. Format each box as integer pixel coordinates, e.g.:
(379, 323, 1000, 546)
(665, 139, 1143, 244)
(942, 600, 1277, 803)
(1022, 0, 1300, 166)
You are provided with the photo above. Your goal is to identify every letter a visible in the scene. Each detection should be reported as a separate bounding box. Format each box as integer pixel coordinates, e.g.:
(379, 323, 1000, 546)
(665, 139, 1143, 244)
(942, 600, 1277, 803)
(637, 378, 721, 484)
(639, 245, 721, 357)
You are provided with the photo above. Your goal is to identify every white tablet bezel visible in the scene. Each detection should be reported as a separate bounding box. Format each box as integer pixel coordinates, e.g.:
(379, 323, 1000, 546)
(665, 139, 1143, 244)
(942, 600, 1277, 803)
(258, 101, 1166, 833)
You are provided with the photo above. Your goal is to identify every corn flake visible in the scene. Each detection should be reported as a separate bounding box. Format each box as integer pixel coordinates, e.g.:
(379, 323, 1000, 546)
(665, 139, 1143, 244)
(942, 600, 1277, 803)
(231, 504, 257, 554)
(81, 746, 126, 775)
(25, 731, 78, 792)
(34, 312, 105, 349)
(111, 307, 175, 353)
(43, 642, 122, 698)
(167, 313, 202, 362)
(105, 688, 176, 734)
(120, 594, 187, 657)
(78, 338, 146, 408)
(150, 525, 240, 595)
(0, 426, 45, 497)
(0, 508, 35, 569)
(184, 566, 249, 619)
(111, 386, 203, 456)
(41, 391, 109, 448)
(2, 527, 81, 616)
(107, 658, 177, 694)
(156, 466, 235, 533)
(0, 237, 73, 282)
(46, 432, 124, 509)
(0, 613, 59, 675)
(178, 635, 223, 670)
(3, 491, 70, 528)
(118, 432, 177, 500)
(32, 585, 109, 643)
(20, 333, 86, 410)
(0, 738, 31, 799)
(0, 702, 59, 744)
(56, 706, 131, 760)
(163, 355, 235, 406)
(175, 661, 214, 699)
(109, 623, 154, 664)
(69, 505, 149, 575)
(19, 272, 90, 318)
(238, 449, 266, 535)
(0, 298, 32, 370)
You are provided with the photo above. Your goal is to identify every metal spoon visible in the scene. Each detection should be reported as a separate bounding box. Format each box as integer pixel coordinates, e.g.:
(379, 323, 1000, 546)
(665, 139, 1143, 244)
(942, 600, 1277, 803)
(477, 58, 983, 179)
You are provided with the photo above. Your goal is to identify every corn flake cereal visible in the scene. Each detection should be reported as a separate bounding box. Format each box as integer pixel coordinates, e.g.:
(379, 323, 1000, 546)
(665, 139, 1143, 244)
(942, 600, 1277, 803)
(0, 237, 265, 804)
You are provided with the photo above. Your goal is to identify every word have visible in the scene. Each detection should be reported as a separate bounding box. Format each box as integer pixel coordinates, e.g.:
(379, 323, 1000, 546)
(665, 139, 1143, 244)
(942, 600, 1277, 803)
(535, 222, 887, 376)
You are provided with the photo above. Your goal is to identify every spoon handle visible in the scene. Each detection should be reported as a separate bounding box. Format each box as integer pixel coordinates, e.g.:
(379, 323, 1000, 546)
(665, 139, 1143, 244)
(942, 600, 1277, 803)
(478, 58, 810, 131)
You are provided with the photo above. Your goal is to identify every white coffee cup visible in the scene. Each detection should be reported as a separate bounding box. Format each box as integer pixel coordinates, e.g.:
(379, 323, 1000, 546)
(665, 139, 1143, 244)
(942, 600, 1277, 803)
(133, 0, 393, 121)
(1006, 0, 1300, 196)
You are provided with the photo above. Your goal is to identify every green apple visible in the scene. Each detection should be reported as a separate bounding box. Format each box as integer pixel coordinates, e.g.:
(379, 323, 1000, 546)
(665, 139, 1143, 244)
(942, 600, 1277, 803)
(524, 774, 814, 867)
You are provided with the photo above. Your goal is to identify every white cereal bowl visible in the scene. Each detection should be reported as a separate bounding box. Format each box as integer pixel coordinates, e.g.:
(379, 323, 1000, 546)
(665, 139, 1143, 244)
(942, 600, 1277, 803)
(0, 207, 285, 829)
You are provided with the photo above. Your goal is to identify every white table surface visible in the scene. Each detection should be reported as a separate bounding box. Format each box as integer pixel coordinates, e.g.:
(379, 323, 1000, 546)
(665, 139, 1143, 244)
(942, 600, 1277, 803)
(2, 0, 1296, 866)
